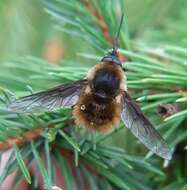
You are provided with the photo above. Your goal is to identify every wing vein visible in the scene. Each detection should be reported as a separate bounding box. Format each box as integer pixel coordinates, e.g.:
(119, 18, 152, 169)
(121, 91, 172, 160)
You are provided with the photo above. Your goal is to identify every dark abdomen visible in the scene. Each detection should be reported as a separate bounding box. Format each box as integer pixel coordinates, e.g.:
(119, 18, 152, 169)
(73, 93, 121, 131)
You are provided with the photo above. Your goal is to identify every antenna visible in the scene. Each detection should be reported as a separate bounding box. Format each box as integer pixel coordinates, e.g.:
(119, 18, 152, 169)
(112, 13, 124, 53)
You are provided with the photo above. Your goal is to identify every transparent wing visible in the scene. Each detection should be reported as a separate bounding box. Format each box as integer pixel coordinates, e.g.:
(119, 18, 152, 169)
(8, 80, 86, 113)
(121, 91, 172, 160)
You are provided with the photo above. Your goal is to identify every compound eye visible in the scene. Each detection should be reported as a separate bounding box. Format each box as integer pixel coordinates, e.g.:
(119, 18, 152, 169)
(101, 56, 113, 63)
(101, 55, 121, 65)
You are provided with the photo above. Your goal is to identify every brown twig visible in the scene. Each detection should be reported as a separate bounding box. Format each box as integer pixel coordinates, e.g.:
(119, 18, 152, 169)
(83, 0, 113, 44)
(83, 0, 127, 63)
(157, 103, 179, 120)
(0, 124, 55, 151)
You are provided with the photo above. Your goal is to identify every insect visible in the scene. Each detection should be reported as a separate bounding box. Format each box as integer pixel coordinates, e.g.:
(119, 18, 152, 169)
(8, 14, 172, 160)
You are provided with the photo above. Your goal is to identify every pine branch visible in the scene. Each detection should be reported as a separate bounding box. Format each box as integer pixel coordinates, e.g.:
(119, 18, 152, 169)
(0, 0, 187, 189)
(0, 124, 55, 151)
(83, 0, 113, 44)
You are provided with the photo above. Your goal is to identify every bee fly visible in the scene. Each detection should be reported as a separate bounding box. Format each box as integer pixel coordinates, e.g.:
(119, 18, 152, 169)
(8, 14, 172, 160)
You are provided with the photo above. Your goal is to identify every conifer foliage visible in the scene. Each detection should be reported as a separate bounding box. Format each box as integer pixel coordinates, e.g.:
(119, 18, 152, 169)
(0, 0, 187, 189)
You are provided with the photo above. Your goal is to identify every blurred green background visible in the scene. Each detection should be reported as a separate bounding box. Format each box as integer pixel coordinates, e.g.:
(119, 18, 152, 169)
(0, 0, 187, 189)
(0, 0, 186, 63)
